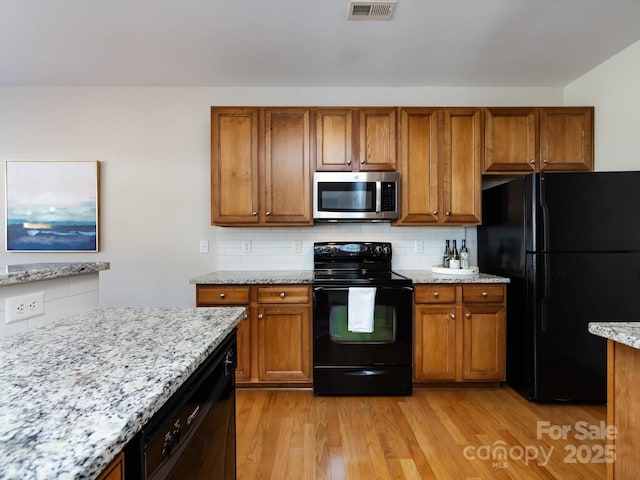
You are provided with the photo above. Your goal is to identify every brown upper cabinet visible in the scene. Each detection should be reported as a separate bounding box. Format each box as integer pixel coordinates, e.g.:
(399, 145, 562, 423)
(315, 108, 396, 171)
(211, 107, 313, 226)
(395, 107, 482, 226)
(484, 107, 593, 174)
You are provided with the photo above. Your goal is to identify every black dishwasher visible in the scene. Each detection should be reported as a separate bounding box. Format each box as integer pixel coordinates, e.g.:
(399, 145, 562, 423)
(125, 330, 236, 480)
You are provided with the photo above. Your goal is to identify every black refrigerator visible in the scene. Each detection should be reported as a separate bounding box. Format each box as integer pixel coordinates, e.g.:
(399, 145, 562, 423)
(477, 171, 640, 402)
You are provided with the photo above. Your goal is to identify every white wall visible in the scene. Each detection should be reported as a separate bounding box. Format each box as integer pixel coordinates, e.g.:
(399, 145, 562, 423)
(0, 273, 100, 337)
(0, 86, 564, 307)
(565, 39, 640, 171)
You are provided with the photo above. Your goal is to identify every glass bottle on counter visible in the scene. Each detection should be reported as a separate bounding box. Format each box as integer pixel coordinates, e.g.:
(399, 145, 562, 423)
(460, 239, 469, 269)
(450, 240, 461, 269)
(443, 240, 451, 268)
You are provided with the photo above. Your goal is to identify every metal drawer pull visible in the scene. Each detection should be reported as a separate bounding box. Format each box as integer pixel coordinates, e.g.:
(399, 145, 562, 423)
(280, 292, 286, 298)
(258, 313, 263, 319)
(445, 211, 451, 216)
(529, 159, 536, 164)
(433, 292, 440, 298)
(450, 313, 456, 319)
(465, 313, 472, 319)
(432, 210, 438, 215)
(252, 211, 257, 216)
(220, 293, 225, 298)
(482, 291, 488, 298)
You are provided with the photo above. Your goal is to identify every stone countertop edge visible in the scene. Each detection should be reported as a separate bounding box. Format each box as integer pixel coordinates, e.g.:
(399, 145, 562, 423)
(189, 270, 509, 284)
(588, 322, 640, 350)
(397, 270, 510, 284)
(0, 306, 245, 480)
(0, 262, 111, 286)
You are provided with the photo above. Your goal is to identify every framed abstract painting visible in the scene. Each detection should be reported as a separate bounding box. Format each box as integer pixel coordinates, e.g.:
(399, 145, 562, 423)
(5, 160, 100, 252)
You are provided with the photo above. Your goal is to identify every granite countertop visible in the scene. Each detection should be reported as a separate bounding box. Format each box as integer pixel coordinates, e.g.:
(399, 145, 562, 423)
(190, 269, 509, 285)
(0, 306, 245, 480)
(588, 322, 640, 350)
(190, 270, 314, 284)
(0, 262, 110, 286)
(395, 270, 509, 284)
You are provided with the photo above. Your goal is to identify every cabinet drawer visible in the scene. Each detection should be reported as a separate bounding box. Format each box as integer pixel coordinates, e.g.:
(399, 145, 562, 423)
(196, 286, 250, 305)
(257, 285, 310, 304)
(462, 285, 505, 303)
(414, 285, 456, 304)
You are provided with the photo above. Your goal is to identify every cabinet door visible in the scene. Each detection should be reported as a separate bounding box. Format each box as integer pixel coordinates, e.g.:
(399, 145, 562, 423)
(257, 305, 311, 382)
(235, 315, 252, 383)
(540, 107, 593, 172)
(97, 452, 124, 480)
(315, 109, 354, 171)
(211, 107, 260, 225)
(358, 108, 397, 171)
(441, 108, 482, 225)
(396, 108, 440, 225)
(461, 304, 506, 381)
(484, 107, 539, 173)
(264, 108, 313, 224)
(414, 305, 457, 381)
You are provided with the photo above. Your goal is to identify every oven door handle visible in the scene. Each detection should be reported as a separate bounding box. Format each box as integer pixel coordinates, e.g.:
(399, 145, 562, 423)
(313, 286, 414, 292)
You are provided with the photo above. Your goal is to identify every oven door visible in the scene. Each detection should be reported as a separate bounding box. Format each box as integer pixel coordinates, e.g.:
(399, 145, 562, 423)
(313, 285, 413, 367)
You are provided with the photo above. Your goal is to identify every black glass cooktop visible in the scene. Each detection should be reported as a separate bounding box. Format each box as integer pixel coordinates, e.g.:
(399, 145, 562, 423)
(313, 269, 412, 286)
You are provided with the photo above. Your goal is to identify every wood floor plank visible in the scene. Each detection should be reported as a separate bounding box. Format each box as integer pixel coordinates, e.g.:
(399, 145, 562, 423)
(235, 387, 607, 480)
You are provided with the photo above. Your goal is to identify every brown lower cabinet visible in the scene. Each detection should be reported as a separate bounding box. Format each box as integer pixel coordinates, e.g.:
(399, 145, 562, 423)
(97, 452, 124, 480)
(607, 339, 640, 479)
(414, 283, 506, 383)
(196, 284, 312, 386)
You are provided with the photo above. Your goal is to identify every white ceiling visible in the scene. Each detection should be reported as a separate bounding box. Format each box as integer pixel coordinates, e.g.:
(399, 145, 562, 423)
(1, 0, 640, 87)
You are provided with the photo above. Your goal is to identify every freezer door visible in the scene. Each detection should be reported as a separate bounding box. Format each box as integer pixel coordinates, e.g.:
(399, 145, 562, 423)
(531, 251, 640, 402)
(539, 171, 640, 252)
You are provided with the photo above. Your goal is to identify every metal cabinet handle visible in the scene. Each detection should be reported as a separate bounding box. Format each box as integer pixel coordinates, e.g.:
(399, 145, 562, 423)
(219, 293, 225, 298)
(543, 159, 549, 164)
(258, 313, 263, 319)
(450, 313, 456, 320)
(266, 211, 271, 216)
(482, 291, 489, 298)
(347, 159, 352, 165)
(465, 313, 472, 319)
(433, 292, 440, 298)
(445, 211, 451, 216)
(280, 292, 285, 298)
(529, 159, 536, 164)
(360, 159, 365, 165)
(252, 211, 257, 216)
(432, 210, 438, 215)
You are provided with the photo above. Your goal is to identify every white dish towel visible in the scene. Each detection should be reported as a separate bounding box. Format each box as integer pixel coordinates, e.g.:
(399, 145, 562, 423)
(347, 287, 376, 333)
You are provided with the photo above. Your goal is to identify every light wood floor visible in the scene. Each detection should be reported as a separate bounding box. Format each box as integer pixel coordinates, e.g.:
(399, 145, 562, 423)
(236, 386, 607, 480)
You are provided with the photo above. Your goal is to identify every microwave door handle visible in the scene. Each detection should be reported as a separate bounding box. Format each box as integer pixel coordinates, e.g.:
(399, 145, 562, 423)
(375, 182, 382, 213)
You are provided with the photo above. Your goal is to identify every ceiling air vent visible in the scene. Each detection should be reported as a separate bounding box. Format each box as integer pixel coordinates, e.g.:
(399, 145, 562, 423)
(347, 1, 397, 20)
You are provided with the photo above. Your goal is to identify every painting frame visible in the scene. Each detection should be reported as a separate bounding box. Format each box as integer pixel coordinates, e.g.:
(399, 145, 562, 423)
(5, 160, 100, 252)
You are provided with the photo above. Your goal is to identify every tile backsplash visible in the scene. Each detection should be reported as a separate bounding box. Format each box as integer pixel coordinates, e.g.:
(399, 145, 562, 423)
(210, 223, 477, 271)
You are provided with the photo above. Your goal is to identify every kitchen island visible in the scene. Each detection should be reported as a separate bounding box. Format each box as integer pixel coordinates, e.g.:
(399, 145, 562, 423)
(0, 306, 244, 480)
(589, 322, 640, 479)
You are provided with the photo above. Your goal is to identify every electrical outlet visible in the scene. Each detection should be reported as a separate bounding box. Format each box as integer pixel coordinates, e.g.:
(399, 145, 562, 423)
(414, 240, 424, 253)
(199, 240, 209, 254)
(5, 291, 45, 324)
(241, 240, 251, 254)
(293, 240, 302, 254)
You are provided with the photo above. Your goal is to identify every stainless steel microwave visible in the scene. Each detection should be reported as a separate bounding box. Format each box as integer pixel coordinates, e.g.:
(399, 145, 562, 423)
(313, 171, 400, 222)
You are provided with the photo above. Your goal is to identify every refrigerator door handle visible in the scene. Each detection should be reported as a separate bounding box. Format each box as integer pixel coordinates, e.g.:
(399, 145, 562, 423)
(540, 173, 550, 252)
(539, 255, 550, 332)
